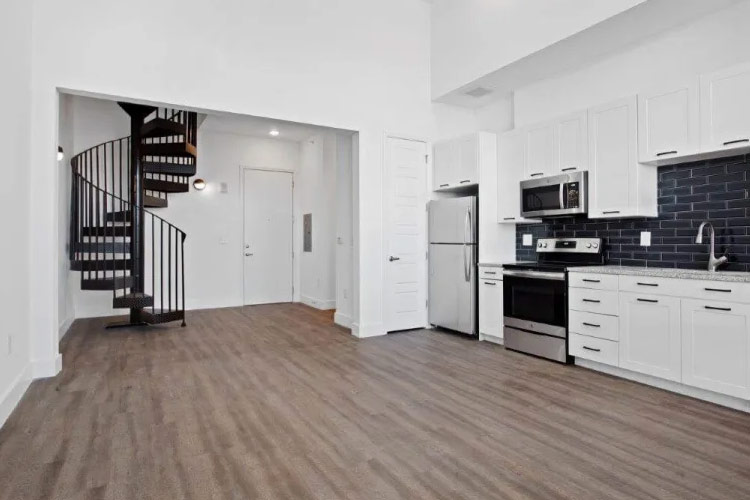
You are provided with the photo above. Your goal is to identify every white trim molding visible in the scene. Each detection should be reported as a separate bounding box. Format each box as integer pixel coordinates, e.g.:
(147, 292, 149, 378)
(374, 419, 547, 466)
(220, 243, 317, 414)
(334, 311, 352, 329)
(32, 354, 62, 379)
(351, 322, 386, 338)
(0, 364, 32, 430)
(300, 296, 336, 311)
(58, 317, 74, 342)
(479, 333, 504, 345)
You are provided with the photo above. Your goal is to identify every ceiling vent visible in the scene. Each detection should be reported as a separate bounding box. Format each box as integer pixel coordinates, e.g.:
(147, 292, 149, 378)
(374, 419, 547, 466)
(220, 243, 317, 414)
(464, 87, 493, 98)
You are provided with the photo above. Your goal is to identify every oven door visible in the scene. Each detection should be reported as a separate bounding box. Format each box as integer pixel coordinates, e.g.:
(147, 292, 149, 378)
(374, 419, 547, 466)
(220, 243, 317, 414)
(502, 270, 567, 338)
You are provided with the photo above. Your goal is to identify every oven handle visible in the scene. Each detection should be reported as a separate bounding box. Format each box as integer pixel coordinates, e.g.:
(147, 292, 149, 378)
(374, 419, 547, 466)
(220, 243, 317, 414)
(559, 183, 565, 210)
(502, 269, 566, 281)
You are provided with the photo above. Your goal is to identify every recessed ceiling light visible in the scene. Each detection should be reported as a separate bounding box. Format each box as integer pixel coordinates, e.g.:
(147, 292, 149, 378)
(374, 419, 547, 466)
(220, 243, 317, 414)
(269, 129, 280, 137)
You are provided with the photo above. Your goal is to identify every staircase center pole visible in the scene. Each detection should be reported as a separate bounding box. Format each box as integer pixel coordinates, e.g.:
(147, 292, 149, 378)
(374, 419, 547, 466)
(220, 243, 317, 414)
(130, 113, 146, 324)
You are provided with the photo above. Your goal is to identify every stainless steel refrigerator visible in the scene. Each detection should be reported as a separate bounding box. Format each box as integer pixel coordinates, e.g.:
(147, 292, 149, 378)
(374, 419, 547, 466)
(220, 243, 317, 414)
(428, 196, 478, 335)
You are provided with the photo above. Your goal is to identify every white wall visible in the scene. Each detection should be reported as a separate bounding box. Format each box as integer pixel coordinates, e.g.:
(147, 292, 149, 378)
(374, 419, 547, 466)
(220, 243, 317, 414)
(30, 0, 434, 371)
(297, 133, 338, 310)
(57, 94, 75, 340)
(514, 1, 750, 126)
(430, 0, 645, 98)
(0, 0, 33, 427)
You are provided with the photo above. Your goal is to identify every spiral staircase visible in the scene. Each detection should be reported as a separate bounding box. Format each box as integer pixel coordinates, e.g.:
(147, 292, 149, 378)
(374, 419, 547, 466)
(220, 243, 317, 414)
(69, 103, 198, 327)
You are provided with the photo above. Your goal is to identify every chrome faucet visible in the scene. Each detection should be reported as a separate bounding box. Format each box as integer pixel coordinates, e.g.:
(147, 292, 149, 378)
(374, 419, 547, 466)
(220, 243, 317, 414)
(695, 221, 728, 272)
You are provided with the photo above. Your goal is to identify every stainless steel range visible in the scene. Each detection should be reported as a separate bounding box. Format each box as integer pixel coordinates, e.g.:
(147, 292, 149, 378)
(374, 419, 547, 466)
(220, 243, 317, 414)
(502, 237, 604, 363)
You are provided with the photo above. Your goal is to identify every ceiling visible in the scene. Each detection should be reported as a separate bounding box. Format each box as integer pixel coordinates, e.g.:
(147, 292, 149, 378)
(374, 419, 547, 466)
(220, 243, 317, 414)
(200, 112, 342, 142)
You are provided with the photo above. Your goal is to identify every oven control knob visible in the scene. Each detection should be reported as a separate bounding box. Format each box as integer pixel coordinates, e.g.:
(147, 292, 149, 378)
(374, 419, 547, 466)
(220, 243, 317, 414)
(586, 243, 592, 248)
(538, 242, 542, 248)
(542, 242, 548, 248)
(593, 243, 599, 249)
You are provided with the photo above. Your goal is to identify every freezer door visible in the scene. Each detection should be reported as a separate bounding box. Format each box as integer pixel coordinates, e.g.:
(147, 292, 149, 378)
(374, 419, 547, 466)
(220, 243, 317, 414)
(428, 196, 477, 244)
(429, 243, 475, 334)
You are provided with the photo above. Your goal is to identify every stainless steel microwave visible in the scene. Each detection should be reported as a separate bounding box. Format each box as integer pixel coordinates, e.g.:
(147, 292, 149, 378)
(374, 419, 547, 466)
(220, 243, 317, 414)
(520, 171, 587, 218)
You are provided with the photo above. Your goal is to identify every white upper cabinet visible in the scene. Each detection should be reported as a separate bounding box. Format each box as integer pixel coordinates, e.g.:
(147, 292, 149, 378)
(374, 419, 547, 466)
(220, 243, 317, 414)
(588, 96, 657, 219)
(619, 293, 682, 382)
(681, 299, 750, 400)
(555, 111, 588, 174)
(522, 112, 588, 178)
(498, 129, 538, 224)
(638, 82, 700, 165)
(524, 124, 555, 179)
(433, 134, 480, 191)
(701, 62, 750, 153)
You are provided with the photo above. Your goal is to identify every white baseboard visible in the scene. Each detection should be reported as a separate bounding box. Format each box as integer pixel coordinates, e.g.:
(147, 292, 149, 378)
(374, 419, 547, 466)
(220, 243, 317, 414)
(576, 358, 750, 413)
(0, 364, 32, 430)
(351, 321, 386, 338)
(334, 311, 352, 328)
(58, 316, 74, 341)
(32, 354, 62, 380)
(479, 333, 504, 345)
(300, 295, 336, 310)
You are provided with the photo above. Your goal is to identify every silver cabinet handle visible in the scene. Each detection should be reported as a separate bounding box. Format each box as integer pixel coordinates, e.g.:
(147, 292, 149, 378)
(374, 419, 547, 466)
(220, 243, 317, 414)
(602, 210, 620, 215)
(460, 179, 471, 184)
(529, 172, 544, 177)
(582, 346, 601, 352)
(483, 281, 497, 286)
(561, 167, 577, 172)
(637, 282, 658, 287)
(637, 298, 658, 303)
(704, 287, 731, 293)
(705, 305, 731, 311)
(389, 256, 400, 262)
(723, 139, 749, 146)
(656, 151, 678, 157)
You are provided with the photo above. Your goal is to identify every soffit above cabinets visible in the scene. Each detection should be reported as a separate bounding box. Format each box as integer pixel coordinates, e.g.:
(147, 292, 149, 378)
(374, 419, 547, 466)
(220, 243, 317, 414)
(432, 0, 742, 108)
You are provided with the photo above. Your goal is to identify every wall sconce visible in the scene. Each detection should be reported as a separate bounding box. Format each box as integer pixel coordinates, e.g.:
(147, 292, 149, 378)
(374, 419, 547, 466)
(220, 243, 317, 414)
(193, 178, 206, 191)
(57, 146, 64, 161)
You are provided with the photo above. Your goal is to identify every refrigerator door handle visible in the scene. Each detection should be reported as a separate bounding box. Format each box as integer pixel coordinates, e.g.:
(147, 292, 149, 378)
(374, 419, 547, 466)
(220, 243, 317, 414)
(464, 208, 471, 281)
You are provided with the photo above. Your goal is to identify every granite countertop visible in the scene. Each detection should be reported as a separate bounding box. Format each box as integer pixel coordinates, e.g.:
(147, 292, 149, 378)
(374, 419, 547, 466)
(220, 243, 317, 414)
(567, 265, 750, 283)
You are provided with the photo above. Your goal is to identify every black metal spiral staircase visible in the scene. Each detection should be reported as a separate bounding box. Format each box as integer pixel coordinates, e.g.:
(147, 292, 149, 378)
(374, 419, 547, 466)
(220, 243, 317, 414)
(69, 103, 198, 328)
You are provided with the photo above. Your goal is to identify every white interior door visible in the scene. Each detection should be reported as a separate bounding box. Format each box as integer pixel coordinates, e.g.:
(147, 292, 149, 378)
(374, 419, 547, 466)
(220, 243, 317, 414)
(385, 137, 428, 332)
(243, 169, 293, 305)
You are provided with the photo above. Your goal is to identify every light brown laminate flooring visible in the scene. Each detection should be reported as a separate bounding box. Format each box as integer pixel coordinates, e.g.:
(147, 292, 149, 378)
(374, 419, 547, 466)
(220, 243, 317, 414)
(1, 303, 750, 500)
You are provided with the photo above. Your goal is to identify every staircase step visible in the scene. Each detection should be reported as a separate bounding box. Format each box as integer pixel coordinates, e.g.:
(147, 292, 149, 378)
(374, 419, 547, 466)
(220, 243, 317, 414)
(81, 275, 134, 291)
(143, 161, 196, 177)
(142, 309, 185, 325)
(144, 178, 190, 193)
(75, 241, 130, 253)
(113, 292, 154, 309)
(144, 195, 168, 208)
(141, 142, 196, 158)
(141, 118, 187, 139)
(82, 225, 132, 237)
(105, 211, 131, 223)
(71, 258, 132, 271)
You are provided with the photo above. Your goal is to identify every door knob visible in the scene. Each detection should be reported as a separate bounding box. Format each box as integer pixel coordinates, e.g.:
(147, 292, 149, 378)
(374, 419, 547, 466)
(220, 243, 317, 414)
(245, 253, 253, 256)
(389, 256, 400, 262)
(245, 244, 250, 249)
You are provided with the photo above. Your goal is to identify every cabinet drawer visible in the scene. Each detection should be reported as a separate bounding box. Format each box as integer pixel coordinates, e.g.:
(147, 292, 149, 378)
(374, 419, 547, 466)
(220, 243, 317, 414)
(569, 310, 619, 341)
(478, 267, 503, 280)
(569, 288, 619, 316)
(569, 273, 618, 291)
(618, 275, 682, 296)
(570, 333, 619, 366)
(680, 279, 750, 304)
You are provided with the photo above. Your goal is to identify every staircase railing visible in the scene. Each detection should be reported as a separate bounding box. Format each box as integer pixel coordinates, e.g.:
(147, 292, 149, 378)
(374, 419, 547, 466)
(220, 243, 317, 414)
(70, 126, 187, 320)
(142, 109, 197, 202)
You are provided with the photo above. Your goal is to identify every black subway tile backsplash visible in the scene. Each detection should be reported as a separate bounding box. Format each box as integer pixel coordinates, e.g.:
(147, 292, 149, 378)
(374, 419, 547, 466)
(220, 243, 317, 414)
(515, 155, 750, 270)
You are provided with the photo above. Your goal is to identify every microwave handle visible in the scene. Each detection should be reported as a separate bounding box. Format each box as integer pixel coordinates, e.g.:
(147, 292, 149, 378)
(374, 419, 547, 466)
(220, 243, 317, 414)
(559, 183, 565, 209)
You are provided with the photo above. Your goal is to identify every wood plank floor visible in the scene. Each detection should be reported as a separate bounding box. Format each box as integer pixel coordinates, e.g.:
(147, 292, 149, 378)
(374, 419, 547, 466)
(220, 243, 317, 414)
(2, 303, 750, 500)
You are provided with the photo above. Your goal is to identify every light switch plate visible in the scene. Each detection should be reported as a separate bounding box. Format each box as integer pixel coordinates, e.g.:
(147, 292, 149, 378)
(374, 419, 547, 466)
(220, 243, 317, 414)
(640, 231, 651, 247)
(522, 234, 533, 246)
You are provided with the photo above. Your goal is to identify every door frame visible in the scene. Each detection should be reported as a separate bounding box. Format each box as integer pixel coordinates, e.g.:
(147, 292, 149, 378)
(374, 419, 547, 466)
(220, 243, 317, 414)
(239, 166, 295, 306)
(382, 132, 431, 332)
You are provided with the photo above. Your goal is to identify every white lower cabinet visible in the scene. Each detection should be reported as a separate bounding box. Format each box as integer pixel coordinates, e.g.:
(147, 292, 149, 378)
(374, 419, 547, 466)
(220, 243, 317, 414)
(681, 299, 750, 400)
(619, 293, 681, 382)
(479, 276, 503, 339)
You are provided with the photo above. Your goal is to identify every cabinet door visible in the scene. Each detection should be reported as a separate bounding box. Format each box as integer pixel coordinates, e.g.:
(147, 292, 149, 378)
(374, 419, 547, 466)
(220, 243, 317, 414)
(619, 293, 681, 381)
(588, 96, 638, 218)
(433, 140, 458, 190)
(497, 129, 526, 223)
(638, 82, 700, 163)
(479, 278, 502, 338)
(525, 124, 554, 179)
(681, 299, 750, 399)
(700, 63, 750, 152)
(555, 112, 588, 174)
(457, 134, 479, 186)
